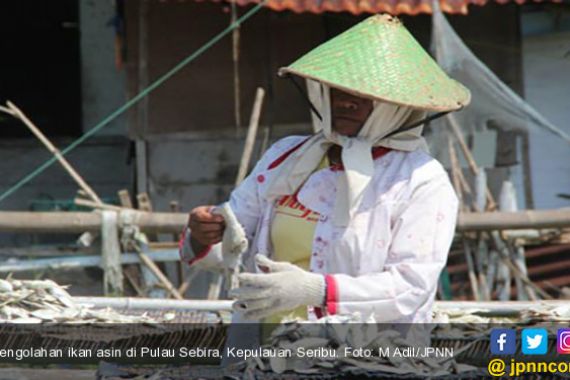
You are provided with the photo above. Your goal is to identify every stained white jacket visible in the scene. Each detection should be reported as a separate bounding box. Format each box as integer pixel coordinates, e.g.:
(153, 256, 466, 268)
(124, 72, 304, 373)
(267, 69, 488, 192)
(180, 135, 458, 323)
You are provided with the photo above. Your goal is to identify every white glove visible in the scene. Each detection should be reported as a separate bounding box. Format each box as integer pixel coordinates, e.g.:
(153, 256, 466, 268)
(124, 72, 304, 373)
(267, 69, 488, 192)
(212, 202, 248, 268)
(229, 254, 325, 320)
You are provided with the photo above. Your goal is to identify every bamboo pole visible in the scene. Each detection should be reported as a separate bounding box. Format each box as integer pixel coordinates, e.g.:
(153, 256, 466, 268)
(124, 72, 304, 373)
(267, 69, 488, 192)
(447, 135, 464, 209)
(178, 268, 198, 296)
(74, 297, 233, 312)
(490, 230, 552, 300)
(456, 209, 570, 231)
(136, 248, 183, 300)
(75, 198, 124, 212)
(436, 300, 570, 312)
(462, 239, 481, 300)
(118, 190, 134, 209)
(447, 114, 497, 210)
(235, 87, 265, 186)
(71, 297, 570, 314)
(101, 211, 124, 296)
(476, 234, 491, 301)
(0, 209, 569, 233)
(4, 101, 103, 205)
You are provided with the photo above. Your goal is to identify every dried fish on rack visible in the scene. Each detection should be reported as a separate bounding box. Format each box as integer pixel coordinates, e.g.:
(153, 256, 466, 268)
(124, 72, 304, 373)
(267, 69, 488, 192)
(244, 314, 479, 377)
(0, 278, 162, 323)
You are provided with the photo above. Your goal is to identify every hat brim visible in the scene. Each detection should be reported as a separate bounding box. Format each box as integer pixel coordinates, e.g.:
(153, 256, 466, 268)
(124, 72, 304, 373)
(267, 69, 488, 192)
(279, 67, 470, 112)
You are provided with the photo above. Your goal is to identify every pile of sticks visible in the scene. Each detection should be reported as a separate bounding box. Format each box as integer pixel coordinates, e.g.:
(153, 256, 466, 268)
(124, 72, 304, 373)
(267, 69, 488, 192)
(445, 114, 560, 301)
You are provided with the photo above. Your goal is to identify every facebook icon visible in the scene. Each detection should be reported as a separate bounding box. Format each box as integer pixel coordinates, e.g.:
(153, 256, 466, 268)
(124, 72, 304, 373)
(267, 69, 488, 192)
(491, 329, 517, 355)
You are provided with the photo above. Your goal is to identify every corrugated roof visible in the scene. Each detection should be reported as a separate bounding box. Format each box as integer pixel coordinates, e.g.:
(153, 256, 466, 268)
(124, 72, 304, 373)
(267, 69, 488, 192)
(202, 0, 561, 15)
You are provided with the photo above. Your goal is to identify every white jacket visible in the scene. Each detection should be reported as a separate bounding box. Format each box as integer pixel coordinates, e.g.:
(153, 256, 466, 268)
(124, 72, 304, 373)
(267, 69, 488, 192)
(180, 135, 458, 323)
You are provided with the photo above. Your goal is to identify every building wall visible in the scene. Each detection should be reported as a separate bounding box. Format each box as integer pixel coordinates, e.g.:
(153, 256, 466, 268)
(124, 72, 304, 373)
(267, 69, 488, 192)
(0, 1, 132, 246)
(80, 0, 128, 135)
(124, 0, 336, 137)
(0, 136, 132, 246)
(522, 28, 570, 209)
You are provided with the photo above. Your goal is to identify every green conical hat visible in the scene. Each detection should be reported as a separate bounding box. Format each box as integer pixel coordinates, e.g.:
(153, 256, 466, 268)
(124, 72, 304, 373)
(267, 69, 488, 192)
(279, 14, 470, 112)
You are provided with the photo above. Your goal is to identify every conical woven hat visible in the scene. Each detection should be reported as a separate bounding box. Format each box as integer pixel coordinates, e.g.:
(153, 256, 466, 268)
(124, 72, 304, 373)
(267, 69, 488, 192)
(279, 14, 470, 112)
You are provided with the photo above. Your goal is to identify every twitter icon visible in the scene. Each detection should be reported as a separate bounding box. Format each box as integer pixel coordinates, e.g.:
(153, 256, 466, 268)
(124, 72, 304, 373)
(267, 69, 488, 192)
(522, 328, 548, 355)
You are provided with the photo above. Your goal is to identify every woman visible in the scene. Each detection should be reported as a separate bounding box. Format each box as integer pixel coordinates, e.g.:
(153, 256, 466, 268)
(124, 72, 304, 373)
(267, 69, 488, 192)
(180, 14, 469, 324)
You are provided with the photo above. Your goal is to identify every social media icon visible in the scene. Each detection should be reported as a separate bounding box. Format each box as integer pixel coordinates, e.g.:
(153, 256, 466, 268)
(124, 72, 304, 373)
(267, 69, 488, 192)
(557, 329, 570, 354)
(522, 328, 548, 355)
(490, 329, 516, 355)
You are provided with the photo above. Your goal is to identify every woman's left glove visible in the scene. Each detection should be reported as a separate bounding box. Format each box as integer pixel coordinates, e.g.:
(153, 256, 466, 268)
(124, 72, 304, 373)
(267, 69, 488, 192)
(229, 254, 325, 320)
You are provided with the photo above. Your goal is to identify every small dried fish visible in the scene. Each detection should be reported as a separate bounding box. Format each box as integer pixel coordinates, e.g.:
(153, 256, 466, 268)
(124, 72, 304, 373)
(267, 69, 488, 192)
(268, 355, 287, 374)
(30, 309, 59, 321)
(0, 277, 163, 324)
(21, 280, 58, 290)
(11, 317, 43, 324)
(0, 279, 13, 292)
(243, 313, 486, 378)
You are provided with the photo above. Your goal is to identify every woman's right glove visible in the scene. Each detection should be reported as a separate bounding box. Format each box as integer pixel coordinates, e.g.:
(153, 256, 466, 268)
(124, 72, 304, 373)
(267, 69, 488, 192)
(230, 255, 325, 320)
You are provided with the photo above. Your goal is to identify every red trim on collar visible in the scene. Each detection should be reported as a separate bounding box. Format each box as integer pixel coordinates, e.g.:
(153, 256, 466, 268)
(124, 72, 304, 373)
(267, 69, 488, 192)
(267, 138, 311, 170)
(267, 139, 393, 172)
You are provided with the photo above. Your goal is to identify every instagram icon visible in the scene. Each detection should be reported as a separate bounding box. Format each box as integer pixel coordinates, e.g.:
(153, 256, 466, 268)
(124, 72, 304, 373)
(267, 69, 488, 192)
(557, 329, 570, 354)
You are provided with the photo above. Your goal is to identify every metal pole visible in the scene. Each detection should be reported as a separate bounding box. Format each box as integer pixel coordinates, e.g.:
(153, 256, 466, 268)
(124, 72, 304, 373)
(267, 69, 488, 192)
(0, 249, 181, 273)
(73, 296, 233, 312)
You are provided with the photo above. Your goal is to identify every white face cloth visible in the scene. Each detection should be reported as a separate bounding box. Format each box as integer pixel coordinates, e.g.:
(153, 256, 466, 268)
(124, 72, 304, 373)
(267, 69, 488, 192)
(262, 82, 427, 226)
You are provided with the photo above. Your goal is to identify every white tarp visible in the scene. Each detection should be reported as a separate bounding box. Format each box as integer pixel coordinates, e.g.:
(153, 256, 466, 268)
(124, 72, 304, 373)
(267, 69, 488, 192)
(428, 2, 570, 145)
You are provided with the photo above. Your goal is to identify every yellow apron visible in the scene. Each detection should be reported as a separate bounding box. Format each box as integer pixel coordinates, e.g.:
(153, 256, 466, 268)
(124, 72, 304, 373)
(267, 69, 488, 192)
(263, 157, 327, 325)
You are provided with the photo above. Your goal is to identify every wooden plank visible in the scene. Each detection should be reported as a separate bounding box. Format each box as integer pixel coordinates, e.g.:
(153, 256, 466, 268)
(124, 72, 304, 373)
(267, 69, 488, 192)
(137, 192, 153, 212)
(118, 189, 134, 209)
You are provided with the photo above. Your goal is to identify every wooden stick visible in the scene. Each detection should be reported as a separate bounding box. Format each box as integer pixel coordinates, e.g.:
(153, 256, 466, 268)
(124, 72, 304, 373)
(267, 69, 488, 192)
(136, 248, 183, 300)
(448, 135, 464, 210)
(476, 236, 491, 301)
(6, 101, 103, 205)
(235, 87, 265, 186)
(462, 239, 481, 300)
(137, 192, 154, 212)
(148, 241, 178, 249)
(447, 114, 497, 210)
(74, 197, 124, 212)
(178, 268, 198, 296)
(520, 131, 535, 209)
(490, 230, 552, 300)
(118, 190, 134, 209)
(207, 274, 223, 300)
(500, 255, 551, 300)
(123, 267, 145, 296)
(0, 105, 15, 116)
